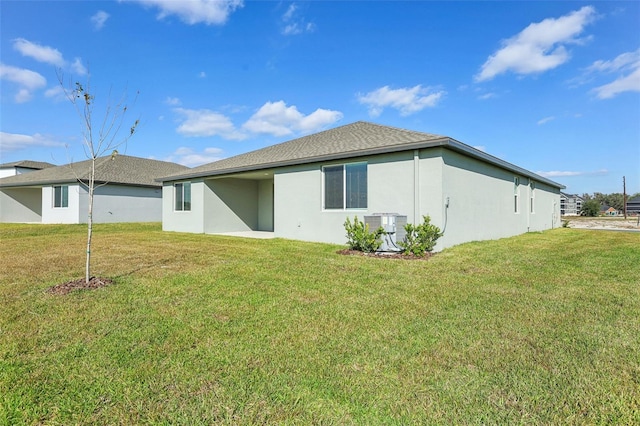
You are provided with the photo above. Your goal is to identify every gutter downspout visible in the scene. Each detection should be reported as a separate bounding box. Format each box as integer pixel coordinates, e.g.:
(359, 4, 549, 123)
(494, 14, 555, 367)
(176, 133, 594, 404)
(414, 149, 420, 224)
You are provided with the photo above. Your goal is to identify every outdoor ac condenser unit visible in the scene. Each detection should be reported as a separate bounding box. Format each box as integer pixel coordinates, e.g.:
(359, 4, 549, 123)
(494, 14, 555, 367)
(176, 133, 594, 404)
(364, 213, 407, 252)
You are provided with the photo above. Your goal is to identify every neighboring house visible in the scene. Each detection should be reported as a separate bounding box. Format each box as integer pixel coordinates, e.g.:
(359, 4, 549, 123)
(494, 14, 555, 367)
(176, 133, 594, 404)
(600, 205, 619, 216)
(0, 160, 55, 178)
(159, 121, 564, 251)
(627, 196, 640, 216)
(0, 155, 188, 224)
(560, 192, 584, 216)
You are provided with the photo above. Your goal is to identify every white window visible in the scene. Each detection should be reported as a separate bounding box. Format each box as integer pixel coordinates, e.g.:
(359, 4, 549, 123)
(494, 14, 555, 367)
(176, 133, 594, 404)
(530, 181, 535, 213)
(174, 182, 191, 211)
(53, 185, 68, 208)
(323, 162, 367, 210)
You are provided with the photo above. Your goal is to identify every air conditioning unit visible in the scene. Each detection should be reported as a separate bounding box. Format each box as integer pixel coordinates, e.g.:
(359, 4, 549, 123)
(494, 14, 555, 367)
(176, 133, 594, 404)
(364, 213, 407, 252)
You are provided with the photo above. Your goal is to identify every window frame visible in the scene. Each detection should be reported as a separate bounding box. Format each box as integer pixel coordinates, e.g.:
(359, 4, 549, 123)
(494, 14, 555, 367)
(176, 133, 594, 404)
(529, 181, 535, 214)
(174, 181, 191, 212)
(53, 185, 69, 208)
(322, 161, 368, 211)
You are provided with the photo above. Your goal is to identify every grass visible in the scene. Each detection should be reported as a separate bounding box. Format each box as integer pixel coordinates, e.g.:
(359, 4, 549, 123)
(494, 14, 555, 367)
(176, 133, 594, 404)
(1, 223, 639, 424)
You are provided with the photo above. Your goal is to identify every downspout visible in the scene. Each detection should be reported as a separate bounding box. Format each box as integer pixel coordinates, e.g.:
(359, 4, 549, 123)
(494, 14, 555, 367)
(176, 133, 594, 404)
(527, 181, 531, 232)
(414, 149, 420, 224)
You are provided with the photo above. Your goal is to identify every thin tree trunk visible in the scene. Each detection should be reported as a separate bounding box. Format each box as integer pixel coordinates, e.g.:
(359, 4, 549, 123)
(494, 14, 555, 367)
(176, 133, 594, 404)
(86, 158, 95, 284)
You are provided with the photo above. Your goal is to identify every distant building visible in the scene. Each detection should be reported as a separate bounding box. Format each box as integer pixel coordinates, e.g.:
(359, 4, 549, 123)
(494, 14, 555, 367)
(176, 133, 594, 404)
(0, 160, 55, 178)
(0, 155, 188, 224)
(599, 205, 619, 216)
(560, 192, 584, 216)
(627, 196, 640, 216)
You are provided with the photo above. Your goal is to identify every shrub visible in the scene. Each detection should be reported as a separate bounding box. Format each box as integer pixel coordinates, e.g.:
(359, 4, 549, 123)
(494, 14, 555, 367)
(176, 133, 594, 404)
(344, 216, 385, 253)
(399, 215, 443, 256)
(562, 219, 570, 228)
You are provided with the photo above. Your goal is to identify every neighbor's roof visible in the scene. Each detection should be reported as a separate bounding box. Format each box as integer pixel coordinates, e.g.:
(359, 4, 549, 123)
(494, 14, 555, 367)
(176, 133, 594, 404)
(159, 121, 564, 189)
(0, 160, 56, 170)
(0, 154, 188, 188)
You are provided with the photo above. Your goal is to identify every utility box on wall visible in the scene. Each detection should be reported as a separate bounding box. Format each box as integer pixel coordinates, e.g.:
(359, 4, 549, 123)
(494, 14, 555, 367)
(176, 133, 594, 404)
(364, 213, 407, 252)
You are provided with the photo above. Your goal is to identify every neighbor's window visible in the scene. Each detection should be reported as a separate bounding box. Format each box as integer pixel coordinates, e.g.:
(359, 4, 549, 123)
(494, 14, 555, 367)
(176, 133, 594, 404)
(53, 185, 68, 208)
(324, 162, 367, 210)
(530, 181, 535, 213)
(174, 182, 191, 211)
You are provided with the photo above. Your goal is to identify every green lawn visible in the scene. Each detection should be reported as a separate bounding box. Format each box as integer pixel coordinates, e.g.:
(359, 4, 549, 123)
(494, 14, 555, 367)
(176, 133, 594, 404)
(1, 223, 638, 424)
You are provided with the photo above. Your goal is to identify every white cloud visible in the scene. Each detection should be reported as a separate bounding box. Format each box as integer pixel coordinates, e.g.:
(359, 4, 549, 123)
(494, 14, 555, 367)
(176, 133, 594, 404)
(593, 68, 640, 99)
(242, 101, 342, 136)
(44, 85, 66, 102)
(587, 48, 640, 99)
(473, 145, 487, 152)
(91, 10, 110, 30)
(537, 116, 556, 125)
(476, 6, 596, 82)
(199, 71, 206, 78)
(174, 108, 246, 140)
(0, 132, 65, 152)
(537, 169, 608, 178)
(164, 97, 181, 106)
(357, 85, 445, 117)
(13, 38, 65, 67)
(124, 0, 243, 25)
(281, 2, 315, 35)
(0, 63, 47, 103)
(165, 146, 224, 167)
(71, 58, 87, 75)
(12, 38, 87, 75)
(478, 92, 496, 100)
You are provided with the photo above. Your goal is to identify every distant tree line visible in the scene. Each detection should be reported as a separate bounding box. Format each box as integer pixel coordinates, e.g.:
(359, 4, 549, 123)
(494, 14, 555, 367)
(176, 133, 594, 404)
(579, 192, 640, 217)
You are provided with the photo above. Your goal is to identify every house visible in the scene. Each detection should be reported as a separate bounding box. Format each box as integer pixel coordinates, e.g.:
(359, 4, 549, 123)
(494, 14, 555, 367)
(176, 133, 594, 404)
(600, 205, 619, 216)
(560, 192, 584, 216)
(0, 160, 55, 178)
(0, 155, 188, 224)
(627, 196, 640, 216)
(159, 121, 564, 251)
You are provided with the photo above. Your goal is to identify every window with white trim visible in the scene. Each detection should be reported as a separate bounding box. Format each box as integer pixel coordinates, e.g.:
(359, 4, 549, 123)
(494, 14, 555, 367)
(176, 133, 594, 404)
(174, 182, 191, 211)
(323, 162, 367, 210)
(530, 181, 535, 213)
(53, 185, 68, 208)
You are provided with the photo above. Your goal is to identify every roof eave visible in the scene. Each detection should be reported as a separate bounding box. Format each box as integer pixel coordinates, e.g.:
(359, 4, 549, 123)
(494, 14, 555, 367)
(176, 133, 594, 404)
(158, 137, 452, 182)
(445, 139, 565, 189)
(158, 137, 565, 190)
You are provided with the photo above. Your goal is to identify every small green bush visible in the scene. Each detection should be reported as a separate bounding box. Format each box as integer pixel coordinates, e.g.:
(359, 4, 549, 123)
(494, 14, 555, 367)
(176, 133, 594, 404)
(344, 216, 385, 253)
(399, 215, 443, 256)
(562, 219, 570, 228)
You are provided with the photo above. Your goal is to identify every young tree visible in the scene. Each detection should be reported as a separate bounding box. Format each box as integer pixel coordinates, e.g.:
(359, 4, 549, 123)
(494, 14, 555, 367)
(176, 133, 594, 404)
(59, 73, 139, 284)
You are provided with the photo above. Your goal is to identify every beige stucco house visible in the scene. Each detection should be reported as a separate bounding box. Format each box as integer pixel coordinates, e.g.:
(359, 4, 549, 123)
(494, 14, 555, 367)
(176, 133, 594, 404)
(159, 121, 564, 251)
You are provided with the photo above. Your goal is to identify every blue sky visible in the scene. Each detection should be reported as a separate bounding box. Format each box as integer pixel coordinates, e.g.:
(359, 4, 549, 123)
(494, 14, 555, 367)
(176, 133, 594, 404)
(1, 1, 639, 195)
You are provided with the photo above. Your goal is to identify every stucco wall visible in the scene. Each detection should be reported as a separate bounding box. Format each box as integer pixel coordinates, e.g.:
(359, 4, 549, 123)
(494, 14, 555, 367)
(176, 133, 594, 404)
(0, 187, 42, 222)
(203, 178, 259, 233)
(162, 180, 205, 233)
(258, 180, 274, 232)
(274, 152, 430, 244)
(42, 184, 81, 224)
(163, 146, 562, 251)
(439, 149, 561, 248)
(78, 184, 163, 223)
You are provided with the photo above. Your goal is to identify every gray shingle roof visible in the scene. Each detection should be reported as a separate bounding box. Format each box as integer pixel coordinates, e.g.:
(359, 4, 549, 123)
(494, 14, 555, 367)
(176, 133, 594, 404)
(0, 154, 188, 188)
(0, 160, 56, 170)
(159, 121, 564, 189)
(160, 121, 446, 181)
